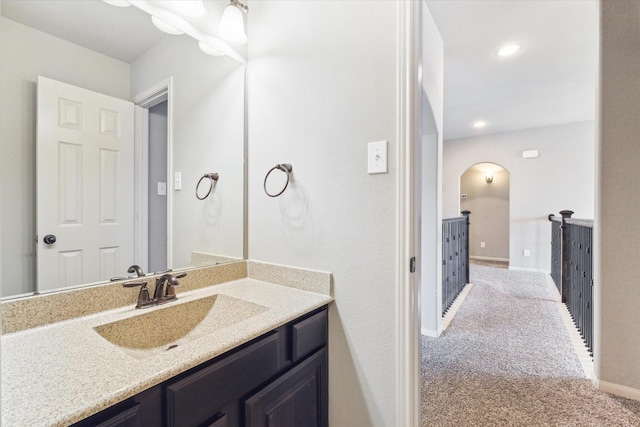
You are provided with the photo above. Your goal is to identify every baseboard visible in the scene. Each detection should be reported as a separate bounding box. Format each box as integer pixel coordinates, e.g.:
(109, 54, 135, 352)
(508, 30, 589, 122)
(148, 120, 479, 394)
(544, 274, 562, 303)
(442, 283, 473, 332)
(508, 265, 551, 274)
(470, 256, 509, 262)
(593, 378, 640, 401)
(421, 326, 442, 338)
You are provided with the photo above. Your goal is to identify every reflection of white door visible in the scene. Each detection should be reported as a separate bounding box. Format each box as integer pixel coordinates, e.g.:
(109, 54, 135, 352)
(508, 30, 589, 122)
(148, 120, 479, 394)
(36, 76, 134, 292)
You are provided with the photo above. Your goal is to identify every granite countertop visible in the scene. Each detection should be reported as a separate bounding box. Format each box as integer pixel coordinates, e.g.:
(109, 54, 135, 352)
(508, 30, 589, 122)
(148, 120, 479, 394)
(1, 270, 333, 427)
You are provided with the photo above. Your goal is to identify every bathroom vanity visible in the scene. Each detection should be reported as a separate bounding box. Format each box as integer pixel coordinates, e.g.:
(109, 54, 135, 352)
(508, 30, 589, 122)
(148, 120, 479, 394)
(0, 261, 332, 427)
(73, 307, 327, 427)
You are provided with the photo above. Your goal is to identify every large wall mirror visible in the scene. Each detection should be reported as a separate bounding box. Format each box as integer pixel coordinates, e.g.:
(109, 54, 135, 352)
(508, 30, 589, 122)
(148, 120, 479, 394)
(1, 0, 247, 299)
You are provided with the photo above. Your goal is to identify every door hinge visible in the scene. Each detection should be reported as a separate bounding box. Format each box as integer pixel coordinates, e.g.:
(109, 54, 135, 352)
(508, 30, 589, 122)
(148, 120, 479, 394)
(410, 257, 416, 273)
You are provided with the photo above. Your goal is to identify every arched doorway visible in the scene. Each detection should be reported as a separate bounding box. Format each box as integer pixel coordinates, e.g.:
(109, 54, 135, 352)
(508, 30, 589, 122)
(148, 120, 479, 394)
(460, 162, 510, 266)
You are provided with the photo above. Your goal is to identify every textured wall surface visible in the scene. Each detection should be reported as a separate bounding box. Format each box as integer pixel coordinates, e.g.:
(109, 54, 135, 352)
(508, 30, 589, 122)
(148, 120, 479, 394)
(596, 0, 640, 395)
(247, 1, 399, 425)
(130, 36, 245, 268)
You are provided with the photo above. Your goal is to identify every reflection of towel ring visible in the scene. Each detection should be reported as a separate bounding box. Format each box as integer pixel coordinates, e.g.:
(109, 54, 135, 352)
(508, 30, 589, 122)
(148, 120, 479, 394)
(264, 163, 293, 198)
(196, 173, 219, 200)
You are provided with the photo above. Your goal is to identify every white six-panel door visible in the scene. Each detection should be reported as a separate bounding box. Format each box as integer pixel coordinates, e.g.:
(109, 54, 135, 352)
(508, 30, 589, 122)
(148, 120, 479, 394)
(36, 76, 134, 292)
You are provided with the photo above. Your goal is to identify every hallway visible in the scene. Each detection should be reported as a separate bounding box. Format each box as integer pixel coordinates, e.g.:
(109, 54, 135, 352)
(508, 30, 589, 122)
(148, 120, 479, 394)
(421, 264, 640, 426)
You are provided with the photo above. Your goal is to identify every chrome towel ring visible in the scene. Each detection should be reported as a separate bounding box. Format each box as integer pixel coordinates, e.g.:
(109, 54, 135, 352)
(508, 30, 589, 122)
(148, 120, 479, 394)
(264, 163, 293, 197)
(196, 173, 219, 200)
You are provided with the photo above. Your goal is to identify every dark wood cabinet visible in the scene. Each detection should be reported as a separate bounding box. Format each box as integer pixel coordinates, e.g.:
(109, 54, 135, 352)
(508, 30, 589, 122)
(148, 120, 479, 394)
(166, 332, 281, 427)
(245, 348, 328, 427)
(72, 306, 328, 427)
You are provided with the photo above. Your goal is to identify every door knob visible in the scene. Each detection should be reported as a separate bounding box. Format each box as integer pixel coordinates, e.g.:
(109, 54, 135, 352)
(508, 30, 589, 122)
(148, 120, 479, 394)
(43, 234, 57, 245)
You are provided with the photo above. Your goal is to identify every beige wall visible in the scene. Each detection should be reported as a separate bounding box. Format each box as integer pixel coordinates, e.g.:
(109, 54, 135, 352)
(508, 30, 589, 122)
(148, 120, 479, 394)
(460, 166, 509, 260)
(595, 0, 640, 397)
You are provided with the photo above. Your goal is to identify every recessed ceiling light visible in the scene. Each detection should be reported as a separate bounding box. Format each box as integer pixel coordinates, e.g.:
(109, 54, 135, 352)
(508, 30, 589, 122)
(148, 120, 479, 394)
(473, 120, 487, 129)
(497, 44, 521, 57)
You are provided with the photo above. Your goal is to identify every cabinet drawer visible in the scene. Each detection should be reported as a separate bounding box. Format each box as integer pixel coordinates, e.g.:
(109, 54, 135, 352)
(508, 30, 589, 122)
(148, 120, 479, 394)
(292, 310, 327, 362)
(166, 332, 280, 427)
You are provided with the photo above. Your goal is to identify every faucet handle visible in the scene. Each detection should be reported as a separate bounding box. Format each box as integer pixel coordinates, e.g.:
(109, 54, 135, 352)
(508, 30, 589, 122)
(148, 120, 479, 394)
(164, 280, 179, 299)
(164, 273, 186, 300)
(123, 281, 147, 288)
(127, 265, 146, 277)
(123, 281, 153, 308)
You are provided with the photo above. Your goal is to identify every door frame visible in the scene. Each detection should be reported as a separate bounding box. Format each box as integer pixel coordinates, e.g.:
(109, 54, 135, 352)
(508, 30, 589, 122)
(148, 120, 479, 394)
(396, 1, 421, 426)
(132, 77, 174, 271)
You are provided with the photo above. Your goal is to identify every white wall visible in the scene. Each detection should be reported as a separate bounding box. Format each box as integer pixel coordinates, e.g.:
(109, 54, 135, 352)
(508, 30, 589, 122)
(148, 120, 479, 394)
(444, 121, 595, 271)
(130, 36, 245, 268)
(595, 0, 640, 398)
(420, 3, 444, 337)
(247, 1, 399, 425)
(0, 17, 130, 297)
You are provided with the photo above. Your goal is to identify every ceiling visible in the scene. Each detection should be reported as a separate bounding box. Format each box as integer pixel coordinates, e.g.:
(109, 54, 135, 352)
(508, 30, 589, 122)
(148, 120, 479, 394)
(3, 0, 598, 140)
(425, 0, 599, 141)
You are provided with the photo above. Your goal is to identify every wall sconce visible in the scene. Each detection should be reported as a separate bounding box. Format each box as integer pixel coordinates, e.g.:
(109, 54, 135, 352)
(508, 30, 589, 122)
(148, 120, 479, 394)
(219, 0, 248, 45)
(485, 174, 494, 184)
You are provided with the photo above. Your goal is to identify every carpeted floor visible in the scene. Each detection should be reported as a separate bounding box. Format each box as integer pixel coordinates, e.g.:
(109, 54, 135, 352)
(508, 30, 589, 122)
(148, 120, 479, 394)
(421, 264, 640, 426)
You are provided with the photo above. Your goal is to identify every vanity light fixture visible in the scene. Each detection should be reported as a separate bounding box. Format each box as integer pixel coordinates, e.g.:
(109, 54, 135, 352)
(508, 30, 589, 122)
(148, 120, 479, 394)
(473, 120, 487, 129)
(485, 174, 494, 184)
(219, 0, 248, 45)
(497, 44, 521, 57)
(104, 0, 246, 63)
(151, 15, 184, 35)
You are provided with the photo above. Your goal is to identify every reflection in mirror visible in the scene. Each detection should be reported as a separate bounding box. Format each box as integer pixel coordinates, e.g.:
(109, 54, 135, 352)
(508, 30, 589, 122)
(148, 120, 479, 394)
(0, 0, 246, 299)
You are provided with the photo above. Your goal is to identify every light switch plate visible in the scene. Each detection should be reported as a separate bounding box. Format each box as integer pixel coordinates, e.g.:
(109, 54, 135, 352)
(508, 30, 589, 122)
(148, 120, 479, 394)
(157, 182, 166, 196)
(174, 172, 182, 190)
(368, 140, 388, 174)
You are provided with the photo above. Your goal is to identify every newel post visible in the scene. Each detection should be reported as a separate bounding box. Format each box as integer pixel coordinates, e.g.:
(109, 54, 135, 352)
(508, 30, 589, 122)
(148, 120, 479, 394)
(461, 210, 471, 284)
(559, 210, 574, 303)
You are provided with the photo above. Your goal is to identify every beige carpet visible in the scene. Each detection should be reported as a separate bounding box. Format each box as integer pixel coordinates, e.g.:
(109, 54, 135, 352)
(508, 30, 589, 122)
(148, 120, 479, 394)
(421, 264, 640, 426)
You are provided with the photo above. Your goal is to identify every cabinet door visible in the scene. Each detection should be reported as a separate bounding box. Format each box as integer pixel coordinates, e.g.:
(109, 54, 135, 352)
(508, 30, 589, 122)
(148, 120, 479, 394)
(71, 404, 142, 427)
(167, 333, 280, 427)
(245, 348, 327, 427)
(208, 413, 228, 427)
